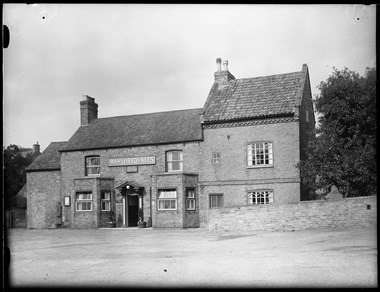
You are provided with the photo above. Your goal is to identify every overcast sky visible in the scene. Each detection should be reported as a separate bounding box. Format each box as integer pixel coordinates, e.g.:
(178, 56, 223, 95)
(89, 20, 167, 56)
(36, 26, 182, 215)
(3, 4, 376, 152)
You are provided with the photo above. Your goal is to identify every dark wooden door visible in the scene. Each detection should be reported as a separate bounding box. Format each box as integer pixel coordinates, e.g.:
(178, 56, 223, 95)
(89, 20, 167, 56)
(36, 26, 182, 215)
(128, 195, 138, 226)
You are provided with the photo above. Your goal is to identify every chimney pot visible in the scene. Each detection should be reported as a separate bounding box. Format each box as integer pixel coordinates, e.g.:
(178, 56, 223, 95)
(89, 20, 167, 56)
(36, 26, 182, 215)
(223, 60, 229, 71)
(216, 58, 221, 72)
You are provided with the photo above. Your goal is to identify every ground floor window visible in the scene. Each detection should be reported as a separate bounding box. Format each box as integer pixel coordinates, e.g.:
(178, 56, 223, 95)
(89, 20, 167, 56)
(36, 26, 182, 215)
(76, 192, 93, 211)
(248, 190, 274, 205)
(186, 188, 196, 211)
(158, 189, 177, 210)
(209, 194, 223, 209)
(101, 191, 111, 211)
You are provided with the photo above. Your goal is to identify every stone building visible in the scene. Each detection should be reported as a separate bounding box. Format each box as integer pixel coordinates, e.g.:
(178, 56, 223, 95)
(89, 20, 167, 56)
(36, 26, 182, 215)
(26, 59, 315, 229)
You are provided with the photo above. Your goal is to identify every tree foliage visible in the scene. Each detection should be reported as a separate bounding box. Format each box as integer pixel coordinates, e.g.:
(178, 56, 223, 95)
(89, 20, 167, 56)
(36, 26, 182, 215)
(3, 145, 34, 209)
(298, 67, 376, 199)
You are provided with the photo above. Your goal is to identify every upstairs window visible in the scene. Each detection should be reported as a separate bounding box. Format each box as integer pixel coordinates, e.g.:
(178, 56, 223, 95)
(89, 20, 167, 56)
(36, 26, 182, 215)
(166, 150, 183, 172)
(306, 110, 310, 123)
(247, 142, 273, 167)
(212, 152, 221, 164)
(248, 190, 274, 205)
(101, 191, 111, 211)
(86, 156, 100, 176)
(76, 192, 93, 211)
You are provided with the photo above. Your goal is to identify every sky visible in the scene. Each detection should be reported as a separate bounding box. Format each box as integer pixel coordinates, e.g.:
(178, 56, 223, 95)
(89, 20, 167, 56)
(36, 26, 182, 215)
(3, 4, 376, 152)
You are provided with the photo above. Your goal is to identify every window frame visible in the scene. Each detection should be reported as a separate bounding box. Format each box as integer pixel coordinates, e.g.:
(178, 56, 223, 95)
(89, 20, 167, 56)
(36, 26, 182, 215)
(157, 189, 178, 211)
(185, 188, 196, 211)
(247, 190, 274, 205)
(76, 192, 93, 212)
(101, 191, 111, 211)
(212, 152, 221, 165)
(165, 150, 183, 172)
(209, 193, 224, 209)
(247, 142, 273, 168)
(85, 155, 100, 176)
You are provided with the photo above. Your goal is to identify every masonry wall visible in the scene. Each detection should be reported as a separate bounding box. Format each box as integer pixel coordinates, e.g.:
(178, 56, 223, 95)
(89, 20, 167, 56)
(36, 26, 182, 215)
(152, 173, 184, 228)
(60, 141, 201, 228)
(208, 196, 377, 232)
(27, 170, 61, 229)
(199, 121, 301, 227)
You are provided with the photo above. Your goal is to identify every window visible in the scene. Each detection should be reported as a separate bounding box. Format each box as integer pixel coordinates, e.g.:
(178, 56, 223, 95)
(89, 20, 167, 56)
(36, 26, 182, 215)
(212, 152, 221, 164)
(158, 189, 177, 210)
(247, 142, 273, 167)
(76, 192, 93, 211)
(85, 156, 100, 176)
(306, 111, 310, 123)
(248, 190, 274, 205)
(101, 191, 111, 211)
(209, 194, 223, 209)
(186, 188, 196, 211)
(166, 150, 183, 172)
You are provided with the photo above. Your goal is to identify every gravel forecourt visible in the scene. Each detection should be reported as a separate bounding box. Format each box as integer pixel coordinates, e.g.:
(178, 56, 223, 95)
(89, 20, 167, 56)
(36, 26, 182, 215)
(5, 226, 377, 288)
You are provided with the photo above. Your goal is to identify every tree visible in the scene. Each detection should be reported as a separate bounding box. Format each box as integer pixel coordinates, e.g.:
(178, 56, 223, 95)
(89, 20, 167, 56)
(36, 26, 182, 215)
(3, 145, 34, 209)
(298, 67, 376, 199)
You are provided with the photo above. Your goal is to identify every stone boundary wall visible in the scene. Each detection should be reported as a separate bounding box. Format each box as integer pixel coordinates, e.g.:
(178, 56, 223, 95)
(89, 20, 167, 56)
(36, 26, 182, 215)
(208, 196, 377, 232)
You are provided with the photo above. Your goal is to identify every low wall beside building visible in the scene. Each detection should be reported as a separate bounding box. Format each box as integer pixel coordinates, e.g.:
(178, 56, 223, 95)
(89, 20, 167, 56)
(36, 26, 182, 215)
(208, 196, 377, 232)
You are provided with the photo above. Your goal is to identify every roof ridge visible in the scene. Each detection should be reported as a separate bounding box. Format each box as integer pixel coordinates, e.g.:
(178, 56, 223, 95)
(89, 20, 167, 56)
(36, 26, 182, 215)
(97, 107, 203, 120)
(235, 70, 302, 81)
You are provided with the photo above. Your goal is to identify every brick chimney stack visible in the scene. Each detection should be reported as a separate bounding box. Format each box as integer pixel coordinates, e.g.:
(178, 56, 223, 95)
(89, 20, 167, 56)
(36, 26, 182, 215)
(80, 95, 98, 126)
(33, 142, 40, 154)
(214, 58, 235, 87)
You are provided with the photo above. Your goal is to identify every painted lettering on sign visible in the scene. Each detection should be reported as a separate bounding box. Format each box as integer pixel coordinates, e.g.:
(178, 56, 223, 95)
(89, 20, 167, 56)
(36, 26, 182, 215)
(108, 156, 156, 166)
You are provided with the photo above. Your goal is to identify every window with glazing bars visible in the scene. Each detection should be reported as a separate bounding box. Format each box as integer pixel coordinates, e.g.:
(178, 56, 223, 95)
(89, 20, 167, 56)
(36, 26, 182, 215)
(209, 194, 223, 208)
(186, 188, 196, 211)
(86, 156, 100, 176)
(101, 191, 111, 211)
(166, 151, 183, 172)
(212, 152, 221, 164)
(76, 192, 93, 211)
(158, 189, 177, 210)
(248, 190, 274, 205)
(247, 142, 273, 166)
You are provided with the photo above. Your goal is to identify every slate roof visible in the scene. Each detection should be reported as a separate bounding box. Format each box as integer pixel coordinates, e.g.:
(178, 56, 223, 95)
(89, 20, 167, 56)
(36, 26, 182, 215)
(62, 108, 203, 152)
(203, 70, 306, 123)
(27, 141, 67, 171)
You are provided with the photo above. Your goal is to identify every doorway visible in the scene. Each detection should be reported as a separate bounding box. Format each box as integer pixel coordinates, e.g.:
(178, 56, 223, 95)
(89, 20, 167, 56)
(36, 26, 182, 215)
(128, 195, 138, 227)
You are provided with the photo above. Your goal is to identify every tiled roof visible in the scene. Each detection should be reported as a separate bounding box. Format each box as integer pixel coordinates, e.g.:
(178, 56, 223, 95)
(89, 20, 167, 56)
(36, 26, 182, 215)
(203, 70, 305, 122)
(27, 142, 67, 171)
(63, 108, 203, 151)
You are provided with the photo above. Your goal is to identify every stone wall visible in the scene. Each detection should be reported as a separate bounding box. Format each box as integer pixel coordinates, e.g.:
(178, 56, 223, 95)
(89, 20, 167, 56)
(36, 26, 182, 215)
(208, 196, 377, 232)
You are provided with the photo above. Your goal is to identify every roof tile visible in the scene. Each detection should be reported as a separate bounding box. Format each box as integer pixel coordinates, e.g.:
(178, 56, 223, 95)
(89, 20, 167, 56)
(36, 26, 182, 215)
(27, 141, 67, 171)
(203, 71, 304, 122)
(63, 108, 203, 151)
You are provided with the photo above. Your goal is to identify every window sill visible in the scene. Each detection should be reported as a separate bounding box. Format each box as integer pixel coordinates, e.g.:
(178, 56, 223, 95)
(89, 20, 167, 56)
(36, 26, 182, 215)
(247, 165, 274, 169)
